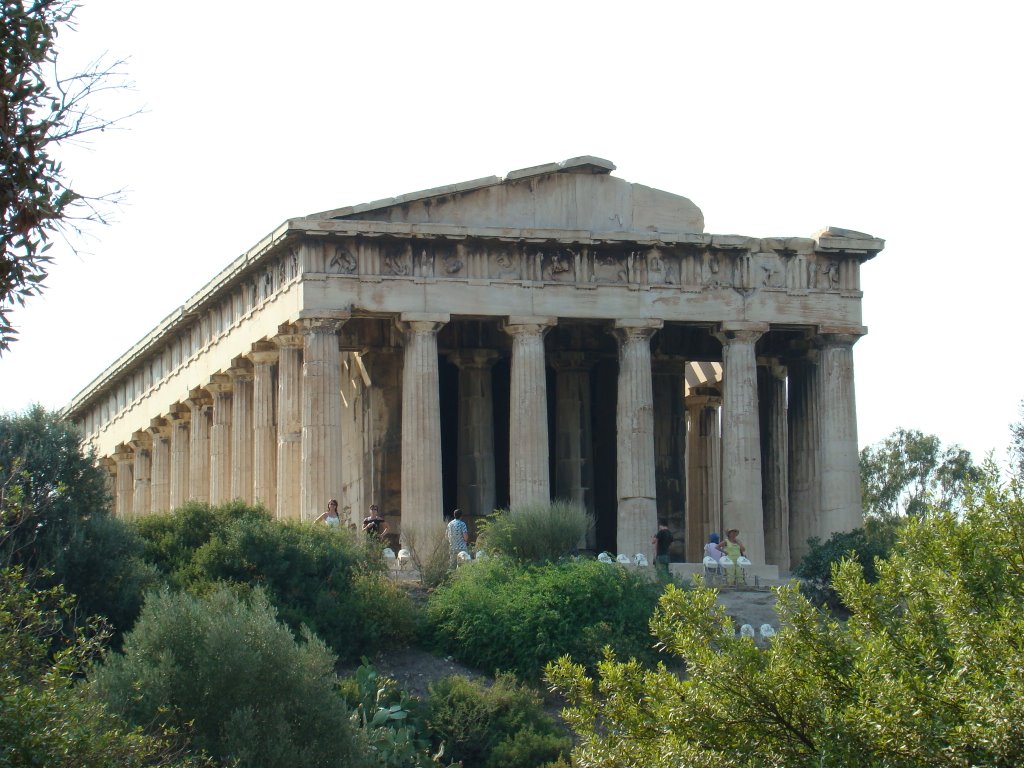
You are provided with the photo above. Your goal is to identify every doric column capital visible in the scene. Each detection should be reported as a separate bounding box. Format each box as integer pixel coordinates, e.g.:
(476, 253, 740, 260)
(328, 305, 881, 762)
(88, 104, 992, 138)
(148, 417, 171, 438)
(248, 340, 280, 365)
(113, 443, 134, 464)
(206, 374, 233, 395)
(686, 392, 723, 410)
(606, 317, 663, 344)
(186, 388, 212, 410)
(296, 311, 349, 336)
(714, 321, 769, 346)
(398, 312, 449, 336)
(273, 325, 304, 349)
(228, 360, 254, 383)
(816, 325, 867, 348)
(501, 316, 556, 338)
(129, 430, 152, 452)
(167, 404, 191, 424)
(447, 349, 500, 370)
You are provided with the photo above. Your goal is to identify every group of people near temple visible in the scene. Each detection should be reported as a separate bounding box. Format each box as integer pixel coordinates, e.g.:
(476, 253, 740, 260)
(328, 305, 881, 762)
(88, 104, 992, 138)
(703, 528, 748, 584)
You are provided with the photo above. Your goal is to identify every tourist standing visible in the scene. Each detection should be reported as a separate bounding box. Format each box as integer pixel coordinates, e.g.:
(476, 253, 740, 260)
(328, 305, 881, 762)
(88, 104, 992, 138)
(651, 519, 674, 580)
(362, 504, 387, 537)
(315, 499, 342, 527)
(446, 508, 470, 565)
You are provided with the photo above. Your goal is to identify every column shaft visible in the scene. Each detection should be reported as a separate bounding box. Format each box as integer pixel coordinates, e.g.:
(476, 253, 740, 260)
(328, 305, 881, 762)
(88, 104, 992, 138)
(613, 320, 662, 559)
(718, 325, 767, 562)
(187, 395, 211, 503)
(759, 364, 790, 570)
(149, 420, 171, 514)
(230, 366, 254, 504)
(504, 318, 554, 508)
(276, 332, 303, 519)
(653, 358, 686, 560)
(208, 377, 233, 505)
(400, 315, 448, 549)
(450, 350, 499, 518)
(168, 410, 190, 510)
(685, 393, 722, 562)
(114, 448, 134, 518)
(818, 331, 864, 538)
(788, 357, 820, 565)
(553, 353, 595, 548)
(301, 318, 345, 522)
(130, 433, 152, 517)
(250, 345, 278, 513)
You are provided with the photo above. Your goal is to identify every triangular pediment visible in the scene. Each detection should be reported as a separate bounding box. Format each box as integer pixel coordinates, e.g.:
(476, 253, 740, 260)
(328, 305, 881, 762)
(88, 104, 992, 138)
(308, 156, 705, 235)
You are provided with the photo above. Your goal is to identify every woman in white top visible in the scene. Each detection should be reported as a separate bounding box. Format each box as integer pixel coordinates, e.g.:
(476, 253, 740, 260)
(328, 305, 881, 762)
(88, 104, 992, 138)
(315, 499, 342, 527)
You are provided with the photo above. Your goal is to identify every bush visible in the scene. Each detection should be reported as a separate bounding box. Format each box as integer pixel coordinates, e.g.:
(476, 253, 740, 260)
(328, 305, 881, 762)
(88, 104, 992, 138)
(426, 673, 569, 768)
(477, 500, 591, 564)
(0, 566, 206, 767)
(133, 503, 417, 660)
(427, 557, 663, 680)
(92, 586, 369, 768)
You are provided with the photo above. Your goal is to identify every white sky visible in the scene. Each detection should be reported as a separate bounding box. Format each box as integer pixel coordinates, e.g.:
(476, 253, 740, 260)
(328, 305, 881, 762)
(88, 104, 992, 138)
(2, 0, 1022, 463)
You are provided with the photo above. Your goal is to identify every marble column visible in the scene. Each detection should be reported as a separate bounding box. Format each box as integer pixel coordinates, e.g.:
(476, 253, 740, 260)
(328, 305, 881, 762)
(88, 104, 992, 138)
(249, 342, 278, 513)
(817, 327, 865, 539)
(612, 319, 662, 559)
(168, 407, 191, 510)
(229, 362, 254, 504)
(113, 445, 134, 518)
(208, 375, 233, 505)
(275, 329, 303, 520)
(360, 349, 403, 528)
(130, 431, 152, 517)
(399, 313, 448, 550)
(787, 355, 820, 566)
(300, 315, 346, 522)
(187, 391, 211, 503)
(759, 362, 790, 570)
(717, 323, 767, 563)
(148, 418, 171, 514)
(503, 317, 555, 508)
(653, 357, 687, 560)
(552, 352, 595, 548)
(685, 390, 722, 562)
(449, 350, 499, 518)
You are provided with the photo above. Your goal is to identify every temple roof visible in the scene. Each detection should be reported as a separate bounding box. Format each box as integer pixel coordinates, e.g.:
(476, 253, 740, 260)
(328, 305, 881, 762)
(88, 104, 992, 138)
(307, 156, 706, 236)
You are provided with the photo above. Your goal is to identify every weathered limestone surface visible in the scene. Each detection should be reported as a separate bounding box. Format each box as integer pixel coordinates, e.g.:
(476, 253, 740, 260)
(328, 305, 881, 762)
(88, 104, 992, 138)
(63, 159, 882, 570)
(399, 314, 447, 551)
(613, 320, 662, 559)
(504, 318, 554, 508)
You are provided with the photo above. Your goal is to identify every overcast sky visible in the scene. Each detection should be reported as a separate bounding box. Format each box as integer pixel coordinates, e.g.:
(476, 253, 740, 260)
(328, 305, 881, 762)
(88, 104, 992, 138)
(2, 0, 1022, 464)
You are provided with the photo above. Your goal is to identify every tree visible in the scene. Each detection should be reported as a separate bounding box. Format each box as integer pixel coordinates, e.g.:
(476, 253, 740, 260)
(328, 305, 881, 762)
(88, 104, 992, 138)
(548, 480, 1024, 768)
(860, 427, 984, 518)
(0, 405, 158, 632)
(1, 0, 135, 351)
(1011, 400, 1024, 481)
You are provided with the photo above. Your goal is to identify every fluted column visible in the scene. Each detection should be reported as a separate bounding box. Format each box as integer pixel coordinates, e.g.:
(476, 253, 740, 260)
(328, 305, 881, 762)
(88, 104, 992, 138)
(612, 319, 662, 559)
(113, 445, 134, 518)
(449, 349, 499, 518)
(759, 362, 790, 570)
(168, 407, 190, 510)
(275, 329, 303, 520)
(300, 315, 346, 522)
(788, 355, 820, 566)
(187, 391, 211, 503)
(818, 327, 865, 539)
(717, 323, 767, 563)
(552, 352, 595, 548)
(249, 342, 278, 513)
(503, 317, 555, 508)
(399, 313, 449, 550)
(229, 362, 254, 504)
(685, 390, 722, 562)
(208, 375, 233, 505)
(653, 356, 687, 560)
(130, 431, 152, 517)
(148, 418, 171, 514)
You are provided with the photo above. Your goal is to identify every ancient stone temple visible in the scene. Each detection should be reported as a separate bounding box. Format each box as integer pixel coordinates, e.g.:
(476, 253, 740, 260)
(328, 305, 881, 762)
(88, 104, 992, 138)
(65, 156, 883, 572)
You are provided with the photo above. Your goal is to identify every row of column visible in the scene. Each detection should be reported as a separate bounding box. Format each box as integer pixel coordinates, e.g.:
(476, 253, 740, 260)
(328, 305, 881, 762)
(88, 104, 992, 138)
(108, 315, 862, 567)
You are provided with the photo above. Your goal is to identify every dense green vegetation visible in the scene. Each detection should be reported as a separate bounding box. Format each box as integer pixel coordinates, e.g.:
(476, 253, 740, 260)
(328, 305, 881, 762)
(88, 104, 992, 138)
(428, 557, 664, 680)
(549, 479, 1024, 767)
(476, 500, 591, 564)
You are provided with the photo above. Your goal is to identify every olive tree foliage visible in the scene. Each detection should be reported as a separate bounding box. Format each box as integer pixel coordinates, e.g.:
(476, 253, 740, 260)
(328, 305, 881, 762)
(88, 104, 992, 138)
(860, 427, 984, 518)
(1, 0, 135, 350)
(549, 479, 1024, 768)
(1011, 399, 1024, 481)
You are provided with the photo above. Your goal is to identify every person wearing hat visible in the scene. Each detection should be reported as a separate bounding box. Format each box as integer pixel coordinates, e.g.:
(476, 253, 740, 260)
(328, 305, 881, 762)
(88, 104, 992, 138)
(704, 532, 724, 563)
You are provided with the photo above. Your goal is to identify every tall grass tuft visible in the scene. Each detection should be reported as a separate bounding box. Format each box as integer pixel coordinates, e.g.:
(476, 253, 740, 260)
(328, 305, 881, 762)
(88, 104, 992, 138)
(477, 500, 591, 564)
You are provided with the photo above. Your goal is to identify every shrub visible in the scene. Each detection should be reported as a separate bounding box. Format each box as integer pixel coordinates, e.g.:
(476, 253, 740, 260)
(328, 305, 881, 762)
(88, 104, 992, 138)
(427, 557, 662, 680)
(92, 586, 369, 768)
(0, 566, 206, 767)
(477, 500, 591, 564)
(133, 503, 416, 659)
(426, 673, 569, 768)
